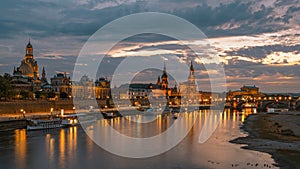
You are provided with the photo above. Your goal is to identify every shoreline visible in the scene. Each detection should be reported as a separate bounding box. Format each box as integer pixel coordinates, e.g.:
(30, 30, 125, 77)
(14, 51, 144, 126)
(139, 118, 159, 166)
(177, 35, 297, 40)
(230, 112, 300, 169)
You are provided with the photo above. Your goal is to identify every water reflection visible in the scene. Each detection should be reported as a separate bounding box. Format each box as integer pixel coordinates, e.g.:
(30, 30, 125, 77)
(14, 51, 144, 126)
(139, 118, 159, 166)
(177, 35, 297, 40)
(241, 108, 257, 123)
(3, 108, 278, 169)
(15, 129, 27, 169)
(59, 129, 66, 168)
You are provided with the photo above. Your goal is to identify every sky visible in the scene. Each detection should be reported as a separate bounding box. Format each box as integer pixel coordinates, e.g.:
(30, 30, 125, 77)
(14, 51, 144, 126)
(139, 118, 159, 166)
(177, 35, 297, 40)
(0, 0, 299, 92)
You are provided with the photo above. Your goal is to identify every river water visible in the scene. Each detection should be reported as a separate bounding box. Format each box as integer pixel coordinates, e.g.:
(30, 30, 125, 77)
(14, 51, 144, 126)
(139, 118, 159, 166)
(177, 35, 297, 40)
(0, 109, 278, 169)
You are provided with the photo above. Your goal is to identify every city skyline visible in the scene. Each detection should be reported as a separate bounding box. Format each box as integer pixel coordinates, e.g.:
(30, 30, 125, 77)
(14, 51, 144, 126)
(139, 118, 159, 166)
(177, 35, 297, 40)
(0, 0, 299, 92)
(1, 39, 299, 94)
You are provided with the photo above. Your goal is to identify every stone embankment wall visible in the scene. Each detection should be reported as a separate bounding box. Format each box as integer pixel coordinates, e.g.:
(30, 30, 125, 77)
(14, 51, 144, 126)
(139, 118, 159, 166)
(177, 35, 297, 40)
(0, 120, 27, 131)
(0, 100, 74, 114)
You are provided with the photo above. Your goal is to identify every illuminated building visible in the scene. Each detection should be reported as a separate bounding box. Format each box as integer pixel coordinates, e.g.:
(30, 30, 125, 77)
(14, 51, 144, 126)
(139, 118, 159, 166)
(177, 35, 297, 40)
(50, 73, 72, 98)
(11, 40, 44, 94)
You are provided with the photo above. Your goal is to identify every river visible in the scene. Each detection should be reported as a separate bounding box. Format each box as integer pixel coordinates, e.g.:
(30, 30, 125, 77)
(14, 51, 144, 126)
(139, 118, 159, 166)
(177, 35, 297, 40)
(0, 108, 278, 169)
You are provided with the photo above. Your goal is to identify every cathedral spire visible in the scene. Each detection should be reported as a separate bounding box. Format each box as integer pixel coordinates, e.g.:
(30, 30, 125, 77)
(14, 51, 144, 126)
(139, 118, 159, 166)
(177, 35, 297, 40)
(190, 61, 195, 76)
(157, 75, 161, 85)
(161, 61, 168, 89)
(188, 61, 195, 82)
(42, 67, 46, 78)
(190, 61, 194, 72)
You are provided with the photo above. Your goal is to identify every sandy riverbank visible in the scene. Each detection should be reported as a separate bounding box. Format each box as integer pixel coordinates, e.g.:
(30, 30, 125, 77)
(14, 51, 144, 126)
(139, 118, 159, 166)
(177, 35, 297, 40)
(231, 112, 300, 169)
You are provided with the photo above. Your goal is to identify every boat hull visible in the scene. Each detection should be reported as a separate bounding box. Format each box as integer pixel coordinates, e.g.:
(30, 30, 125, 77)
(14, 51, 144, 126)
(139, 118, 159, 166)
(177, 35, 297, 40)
(27, 123, 63, 131)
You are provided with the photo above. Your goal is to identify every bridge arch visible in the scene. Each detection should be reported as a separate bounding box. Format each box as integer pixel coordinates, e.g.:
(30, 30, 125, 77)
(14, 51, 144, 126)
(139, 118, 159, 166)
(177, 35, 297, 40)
(262, 101, 289, 111)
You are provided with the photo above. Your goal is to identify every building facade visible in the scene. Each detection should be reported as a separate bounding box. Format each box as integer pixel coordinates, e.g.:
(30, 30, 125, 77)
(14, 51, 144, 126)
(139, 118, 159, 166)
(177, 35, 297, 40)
(50, 73, 72, 98)
(72, 75, 95, 99)
(95, 77, 111, 99)
(227, 85, 264, 101)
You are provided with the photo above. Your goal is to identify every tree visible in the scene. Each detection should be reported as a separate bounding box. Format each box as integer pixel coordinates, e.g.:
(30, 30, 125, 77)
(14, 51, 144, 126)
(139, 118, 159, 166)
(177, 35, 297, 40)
(60, 92, 68, 99)
(47, 91, 56, 98)
(0, 73, 14, 100)
(35, 91, 41, 99)
(20, 91, 29, 99)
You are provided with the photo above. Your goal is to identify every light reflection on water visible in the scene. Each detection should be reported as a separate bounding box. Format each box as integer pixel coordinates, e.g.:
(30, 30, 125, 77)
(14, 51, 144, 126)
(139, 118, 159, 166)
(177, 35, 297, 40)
(0, 108, 278, 169)
(14, 129, 26, 169)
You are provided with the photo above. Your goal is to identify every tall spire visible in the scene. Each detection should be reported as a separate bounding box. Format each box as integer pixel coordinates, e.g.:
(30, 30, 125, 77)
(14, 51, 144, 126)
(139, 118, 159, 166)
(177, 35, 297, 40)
(42, 67, 46, 78)
(157, 75, 161, 85)
(189, 61, 195, 82)
(190, 61, 195, 76)
(161, 61, 168, 89)
(190, 61, 194, 72)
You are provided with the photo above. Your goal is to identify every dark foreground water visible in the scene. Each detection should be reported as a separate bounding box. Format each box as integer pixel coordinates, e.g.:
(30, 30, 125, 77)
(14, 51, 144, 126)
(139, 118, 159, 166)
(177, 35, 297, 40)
(0, 109, 278, 169)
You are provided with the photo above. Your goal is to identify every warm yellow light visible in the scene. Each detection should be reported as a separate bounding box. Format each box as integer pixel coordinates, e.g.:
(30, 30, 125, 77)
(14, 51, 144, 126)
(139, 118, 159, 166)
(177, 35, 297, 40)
(61, 109, 64, 116)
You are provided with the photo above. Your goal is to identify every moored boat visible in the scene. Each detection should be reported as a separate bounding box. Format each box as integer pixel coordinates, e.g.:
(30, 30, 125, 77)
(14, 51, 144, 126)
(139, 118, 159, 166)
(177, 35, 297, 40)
(61, 113, 97, 126)
(27, 118, 63, 131)
(27, 113, 98, 130)
(101, 111, 118, 119)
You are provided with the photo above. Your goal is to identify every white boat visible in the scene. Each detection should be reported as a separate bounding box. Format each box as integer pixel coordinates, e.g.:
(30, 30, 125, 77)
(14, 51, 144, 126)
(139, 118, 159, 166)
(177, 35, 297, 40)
(27, 118, 63, 130)
(27, 113, 97, 130)
(61, 113, 97, 126)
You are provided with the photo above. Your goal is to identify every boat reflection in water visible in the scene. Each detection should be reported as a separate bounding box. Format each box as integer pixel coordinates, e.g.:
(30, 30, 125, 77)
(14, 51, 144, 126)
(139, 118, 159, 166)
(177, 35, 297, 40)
(1, 108, 278, 169)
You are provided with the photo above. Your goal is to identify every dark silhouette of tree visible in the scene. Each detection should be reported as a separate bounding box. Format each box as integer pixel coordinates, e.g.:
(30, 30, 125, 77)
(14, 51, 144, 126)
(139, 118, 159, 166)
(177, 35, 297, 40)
(47, 91, 55, 98)
(35, 91, 42, 99)
(20, 91, 29, 99)
(60, 92, 68, 99)
(34, 91, 48, 99)
(0, 73, 14, 100)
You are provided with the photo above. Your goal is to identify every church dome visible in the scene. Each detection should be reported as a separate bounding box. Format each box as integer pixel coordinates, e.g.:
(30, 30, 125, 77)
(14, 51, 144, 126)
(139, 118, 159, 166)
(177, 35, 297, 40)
(19, 62, 34, 77)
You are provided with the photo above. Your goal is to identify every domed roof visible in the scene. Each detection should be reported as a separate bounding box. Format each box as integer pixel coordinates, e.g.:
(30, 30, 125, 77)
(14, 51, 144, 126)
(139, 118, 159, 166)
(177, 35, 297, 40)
(19, 62, 34, 77)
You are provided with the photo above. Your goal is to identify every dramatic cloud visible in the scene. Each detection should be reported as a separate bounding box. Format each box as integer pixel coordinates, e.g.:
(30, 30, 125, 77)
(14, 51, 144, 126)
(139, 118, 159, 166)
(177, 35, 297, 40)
(0, 0, 299, 92)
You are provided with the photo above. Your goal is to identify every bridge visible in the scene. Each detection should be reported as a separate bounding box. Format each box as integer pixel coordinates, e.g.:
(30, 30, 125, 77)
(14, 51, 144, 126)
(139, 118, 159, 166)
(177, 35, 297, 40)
(227, 96, 300, 111)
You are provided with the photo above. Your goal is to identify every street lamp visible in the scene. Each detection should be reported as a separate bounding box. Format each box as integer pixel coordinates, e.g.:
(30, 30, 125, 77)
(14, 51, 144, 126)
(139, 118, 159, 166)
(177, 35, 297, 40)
(61, 109, 64, 117)
(20, 109, 25, 118)
(50, 107, 54, 116)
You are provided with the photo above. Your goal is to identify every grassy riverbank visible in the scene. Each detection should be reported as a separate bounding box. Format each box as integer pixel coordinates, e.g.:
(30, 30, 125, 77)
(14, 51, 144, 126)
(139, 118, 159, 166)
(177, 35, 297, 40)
(231, 113, 300, 169)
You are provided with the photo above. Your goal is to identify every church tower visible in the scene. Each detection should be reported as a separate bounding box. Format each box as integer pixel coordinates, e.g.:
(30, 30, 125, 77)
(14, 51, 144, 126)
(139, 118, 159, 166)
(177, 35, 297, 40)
(161, 62, 168, 89)
(156, 75, 161, 85)
(25, 39, 33, 58)
(188, 61, 195, 84)
(41, 67, 48, 85)
(17, 40, 39, 78)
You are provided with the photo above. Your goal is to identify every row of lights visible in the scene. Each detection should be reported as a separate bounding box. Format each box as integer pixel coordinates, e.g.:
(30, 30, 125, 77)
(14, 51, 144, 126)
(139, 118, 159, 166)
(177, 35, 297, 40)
(20, 107, 76, 118)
